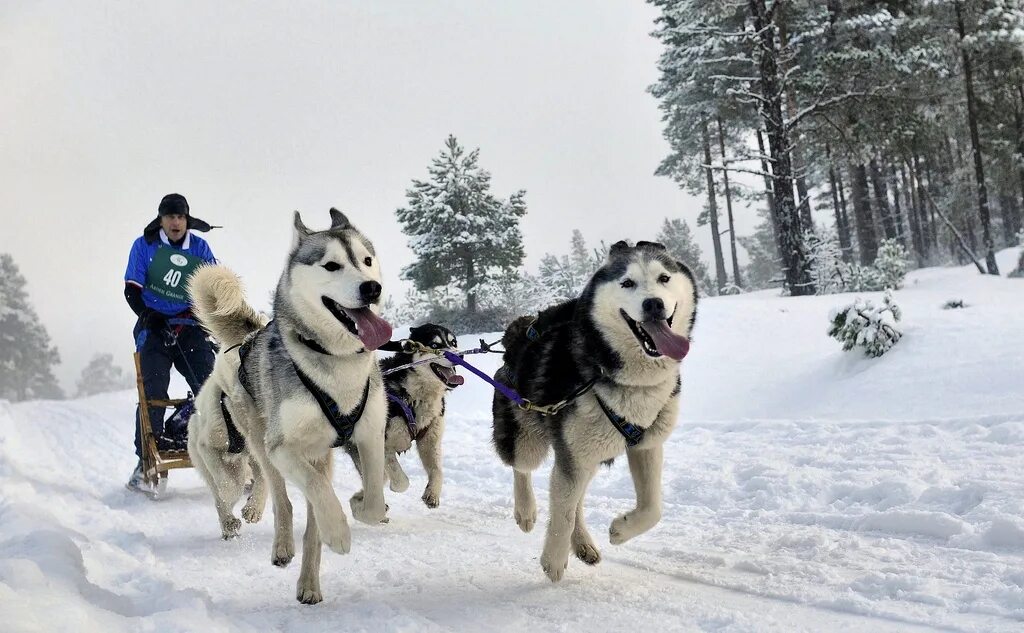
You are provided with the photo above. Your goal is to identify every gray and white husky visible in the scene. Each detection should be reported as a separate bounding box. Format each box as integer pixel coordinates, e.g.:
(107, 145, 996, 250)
(492, 240, 698, 582)
(344, 323, 464, 508)
(187, 209, 392, 604)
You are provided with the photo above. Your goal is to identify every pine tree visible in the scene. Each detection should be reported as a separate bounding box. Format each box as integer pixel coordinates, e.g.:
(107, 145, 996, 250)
(76, 353, 131, 397)
(656, 218, 713, 295)
(396, 135, 527, 313)
(537, 230, 602, 302)
(0, 254, 63, 401)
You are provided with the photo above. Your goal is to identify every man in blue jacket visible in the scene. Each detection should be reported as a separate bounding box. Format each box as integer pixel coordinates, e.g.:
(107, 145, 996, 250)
(124, 193, 218, 491)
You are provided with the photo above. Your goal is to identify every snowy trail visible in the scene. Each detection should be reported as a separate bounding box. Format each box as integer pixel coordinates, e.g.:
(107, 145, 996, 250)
(2, 252, 1023, 632)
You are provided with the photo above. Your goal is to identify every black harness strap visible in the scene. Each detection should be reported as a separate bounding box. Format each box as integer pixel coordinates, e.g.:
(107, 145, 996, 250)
(298, 335, 331, 355)
(293, 364, 371, 448)
(237, 338, 257, 400)
(595, 393, 645, 447)
(219, 391, 246, 454)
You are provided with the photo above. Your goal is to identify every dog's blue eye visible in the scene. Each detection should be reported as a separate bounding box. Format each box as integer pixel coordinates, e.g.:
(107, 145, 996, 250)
(658, 274, 671, 284)
(364, 257, 373, 267)
(322, 262, 341, 272)
(621, 279, 635, 289)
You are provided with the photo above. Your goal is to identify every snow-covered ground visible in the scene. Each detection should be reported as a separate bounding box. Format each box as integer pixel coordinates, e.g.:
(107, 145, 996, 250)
(2, 249, 1022, 632)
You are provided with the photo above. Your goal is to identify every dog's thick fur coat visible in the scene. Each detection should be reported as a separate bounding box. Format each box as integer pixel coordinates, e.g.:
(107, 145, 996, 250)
(187, 209, 391, 604)
(492, 240, 698, 581)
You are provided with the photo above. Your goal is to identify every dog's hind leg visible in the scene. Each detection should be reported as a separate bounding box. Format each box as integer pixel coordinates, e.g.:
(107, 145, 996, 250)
(571, 470, 601, 565)
(609, 443, 664, 545)
(191, 441, 244, 539)
(540, 459, 594, 583)
(513, 470, 537, 533)
(241, 455, 267, 524)
(415, 418, 444, 508)
(295, 499, 323, 605)
(269, 445, 351, 555)
(385, 451, 409, 493)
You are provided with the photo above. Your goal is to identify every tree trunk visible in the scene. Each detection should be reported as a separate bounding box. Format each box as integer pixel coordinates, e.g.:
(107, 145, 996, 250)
(918, 153, 939, 251)
(1014, 84, 1024, 240)
(701, 119, 728, 292)
(465, 258, 477, 313)
(756, 128, 779, 245)
(1000, 193, 1021, 246)
(901, 162, 926, 264)
(750, 0, 815, 295)
(826, 145, 852, 261)
(836, 164, 854, 262)
(869, 157, 898, 240)
(850, 162, 879, 264)
(956, 1, 999, 274)
(888, 163, 907, 247)
(716, 117, 742, 287)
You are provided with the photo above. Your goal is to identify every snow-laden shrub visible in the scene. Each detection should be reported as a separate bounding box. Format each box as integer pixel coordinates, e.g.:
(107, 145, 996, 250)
(828, 291, 903, 358)
(840, 239, 908, 292)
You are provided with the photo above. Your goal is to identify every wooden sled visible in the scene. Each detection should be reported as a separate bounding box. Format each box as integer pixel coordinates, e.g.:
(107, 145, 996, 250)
(134, 352, 193, 494)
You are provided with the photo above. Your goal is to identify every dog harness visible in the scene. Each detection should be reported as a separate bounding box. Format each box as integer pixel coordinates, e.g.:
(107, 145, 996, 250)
(219, 391, 247, 454)
(292, 363, 371, 448)
(594, 393, 645, 447)
(385, 391, 418, 439)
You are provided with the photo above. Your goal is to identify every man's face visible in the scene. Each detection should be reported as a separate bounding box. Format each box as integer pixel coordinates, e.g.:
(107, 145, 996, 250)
(161, 213, 187, 241)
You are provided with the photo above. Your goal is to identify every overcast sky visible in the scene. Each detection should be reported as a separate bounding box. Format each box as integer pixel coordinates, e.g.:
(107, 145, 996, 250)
(2, 0, 762, 391)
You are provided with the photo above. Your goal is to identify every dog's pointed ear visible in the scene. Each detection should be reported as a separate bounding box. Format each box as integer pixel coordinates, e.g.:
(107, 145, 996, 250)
(636, 241, 667, 252)
(608, 240, 632, 260)
(329, 208, 352, 230)
(292, 211, 311, 249)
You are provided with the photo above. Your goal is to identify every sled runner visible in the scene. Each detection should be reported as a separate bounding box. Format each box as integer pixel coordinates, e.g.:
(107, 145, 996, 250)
(133, 352, 193, 495)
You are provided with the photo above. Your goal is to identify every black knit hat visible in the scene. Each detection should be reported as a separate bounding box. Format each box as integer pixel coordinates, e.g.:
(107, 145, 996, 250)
(144, 193, 218, 241)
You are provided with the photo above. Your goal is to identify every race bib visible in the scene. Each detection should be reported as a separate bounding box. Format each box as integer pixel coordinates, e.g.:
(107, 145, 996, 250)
(146, 246, 203, 302)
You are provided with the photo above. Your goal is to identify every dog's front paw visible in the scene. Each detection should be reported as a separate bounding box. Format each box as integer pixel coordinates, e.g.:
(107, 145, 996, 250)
(271, 537, 295, 567)
(421, 486, 440, 508)
(241, 496, 264, 523)
(540, 552, 568, 583)
(350, 491, 388, 525)
(514, 506, 537, 533)
(296, 578, 322, 605)
(575, 542, 602, 565)
(319, 509, 352, 554)
(221, 516, 241, 540)
(389, 468, 410, 493)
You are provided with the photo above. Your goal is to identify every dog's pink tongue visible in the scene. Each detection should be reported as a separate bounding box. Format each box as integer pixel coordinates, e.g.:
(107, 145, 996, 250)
(639, 320, 690, 361)
(438, 366, 465, 386)
(342, 308, 393, 351)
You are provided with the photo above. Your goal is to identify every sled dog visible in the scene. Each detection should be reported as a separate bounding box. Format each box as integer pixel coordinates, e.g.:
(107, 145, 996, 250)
(344, 323, 463, 508)
(492, 240, 697, 581)
(188, 209, 392, 604)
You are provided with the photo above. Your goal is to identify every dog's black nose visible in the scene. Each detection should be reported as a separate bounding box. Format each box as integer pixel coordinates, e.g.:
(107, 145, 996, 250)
(360, 281, 382, 303)
(642, 297, 665, 319)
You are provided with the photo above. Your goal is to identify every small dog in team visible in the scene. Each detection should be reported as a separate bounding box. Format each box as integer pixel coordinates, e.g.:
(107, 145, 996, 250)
(344, 323, 463, 508)
(492, 240, 698, 582)
(188, 209, 392, 604)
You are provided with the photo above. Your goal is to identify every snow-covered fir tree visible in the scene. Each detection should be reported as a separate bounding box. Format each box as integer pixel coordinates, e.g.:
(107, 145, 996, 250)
(655, 218, 713, 295)
(75, 353, 132, 397)
(0, 254, 63, 401)
(396, 135, 527, 314)
(537, 229, 602, 302)
(828, 290, 904, 358)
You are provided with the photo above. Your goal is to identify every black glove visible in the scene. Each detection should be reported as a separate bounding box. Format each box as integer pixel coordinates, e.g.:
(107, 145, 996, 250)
(141, 310, 167, 332)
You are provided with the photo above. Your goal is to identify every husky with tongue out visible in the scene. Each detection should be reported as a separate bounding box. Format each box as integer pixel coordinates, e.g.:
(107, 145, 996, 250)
(491, 240, 698, 582)
(344, 322, 463, 510)
(187, 209, 392, 605)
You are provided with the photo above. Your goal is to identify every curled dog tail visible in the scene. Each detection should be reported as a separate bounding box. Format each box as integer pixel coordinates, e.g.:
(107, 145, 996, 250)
(188, 265, 267, 348)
